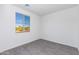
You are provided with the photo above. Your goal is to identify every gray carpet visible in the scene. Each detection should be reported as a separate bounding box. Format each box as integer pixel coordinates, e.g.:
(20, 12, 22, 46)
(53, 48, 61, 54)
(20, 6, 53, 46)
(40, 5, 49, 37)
(0, 39, 79, 55)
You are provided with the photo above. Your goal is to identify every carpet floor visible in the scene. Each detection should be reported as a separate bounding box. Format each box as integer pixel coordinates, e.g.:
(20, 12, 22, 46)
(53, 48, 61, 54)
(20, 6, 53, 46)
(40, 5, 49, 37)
(0, 39, 79, 55)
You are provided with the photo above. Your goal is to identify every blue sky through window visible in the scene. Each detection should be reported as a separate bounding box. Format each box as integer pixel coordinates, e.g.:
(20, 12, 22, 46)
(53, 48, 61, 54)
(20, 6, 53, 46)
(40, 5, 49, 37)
(16, 12, 30, 26)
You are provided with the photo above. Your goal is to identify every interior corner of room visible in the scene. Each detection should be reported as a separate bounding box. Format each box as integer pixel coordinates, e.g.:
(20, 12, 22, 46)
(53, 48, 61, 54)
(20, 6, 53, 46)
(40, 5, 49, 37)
(0, 4, 79, 55)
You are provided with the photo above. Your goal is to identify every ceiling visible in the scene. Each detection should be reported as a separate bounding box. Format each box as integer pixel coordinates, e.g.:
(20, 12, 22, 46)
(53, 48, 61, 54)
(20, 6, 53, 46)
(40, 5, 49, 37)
(15, 4, 78, 16)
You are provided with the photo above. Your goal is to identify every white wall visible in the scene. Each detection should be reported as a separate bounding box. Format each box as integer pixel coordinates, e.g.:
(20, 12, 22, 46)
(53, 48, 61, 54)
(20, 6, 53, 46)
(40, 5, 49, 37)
(41, 6, 79, 48)
(0, 5, 40, 52)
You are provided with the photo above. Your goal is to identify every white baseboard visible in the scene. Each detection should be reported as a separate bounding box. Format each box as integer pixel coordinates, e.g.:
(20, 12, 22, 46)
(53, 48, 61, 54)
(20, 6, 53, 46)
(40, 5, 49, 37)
(0, 39, 39, 53)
